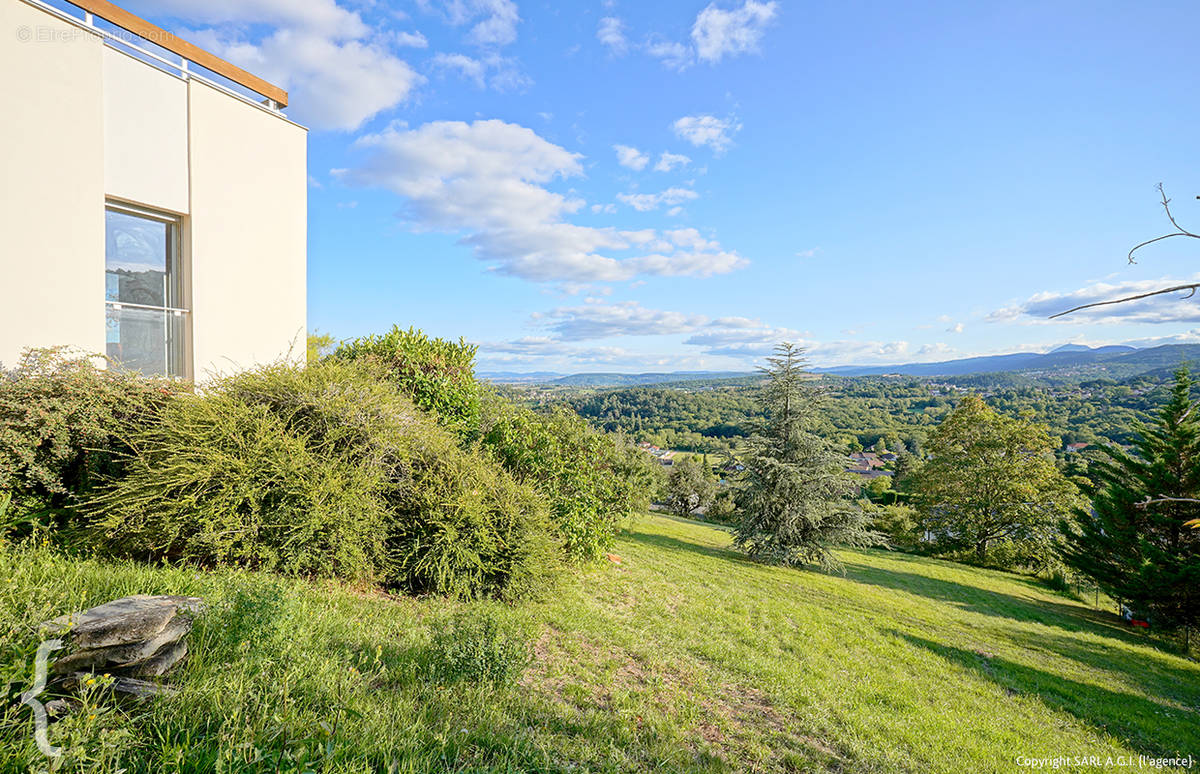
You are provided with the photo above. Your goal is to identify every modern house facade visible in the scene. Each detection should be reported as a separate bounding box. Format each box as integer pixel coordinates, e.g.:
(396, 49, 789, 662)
(1, 0, 307, 379)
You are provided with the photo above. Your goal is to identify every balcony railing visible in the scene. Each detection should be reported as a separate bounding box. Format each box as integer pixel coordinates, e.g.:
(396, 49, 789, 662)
(21, 0, 290, 115)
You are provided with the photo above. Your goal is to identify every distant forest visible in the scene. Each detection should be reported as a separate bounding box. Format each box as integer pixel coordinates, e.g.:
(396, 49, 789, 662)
(521, 370, 1181, 459)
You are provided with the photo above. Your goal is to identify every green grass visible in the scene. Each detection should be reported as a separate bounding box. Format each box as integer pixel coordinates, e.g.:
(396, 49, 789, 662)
(2, 514, 1198, 772)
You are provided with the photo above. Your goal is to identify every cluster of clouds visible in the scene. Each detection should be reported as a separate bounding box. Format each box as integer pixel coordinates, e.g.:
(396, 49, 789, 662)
(989, 274, 1200, 325)
(597, 0, 779, 71)
(129, 0, 529, 131)
(335, 120, 746, 282)
(477, 300, 931, 368)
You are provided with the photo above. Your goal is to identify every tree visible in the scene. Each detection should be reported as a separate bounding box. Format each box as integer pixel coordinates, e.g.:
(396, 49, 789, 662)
(1061, 369, 1200, 637)
(666, 455, 716, 518)
(734, 343, 879, 570)
(873, 438, 888, 454)
(911, 394, 1081, 564)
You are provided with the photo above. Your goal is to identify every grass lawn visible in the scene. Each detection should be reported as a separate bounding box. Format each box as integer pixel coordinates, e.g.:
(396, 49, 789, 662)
(2, 514, 1198, 772)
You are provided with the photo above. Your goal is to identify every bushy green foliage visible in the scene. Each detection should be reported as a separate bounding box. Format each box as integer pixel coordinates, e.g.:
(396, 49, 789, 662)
(912, 394, 1082, 567)
(477, 394, 659, 561)
(705, 490, 740, 525)
(428, 611, 531, 685)
(665, 455, 716, 518)
(0, 348, 181, 516)
(89, 361, 556, 600)
(334, 326, 480, 434)
(862, 501, 923, 552)
(1062, 369, 1200, 630)
(735, 344, 880, 570)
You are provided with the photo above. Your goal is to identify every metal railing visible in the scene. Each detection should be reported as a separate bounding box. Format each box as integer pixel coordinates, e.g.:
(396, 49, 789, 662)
(20, 0, 291, 118)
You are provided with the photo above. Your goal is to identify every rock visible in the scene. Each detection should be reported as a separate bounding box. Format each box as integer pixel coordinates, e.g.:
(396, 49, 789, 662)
(51, 614, 194, 674)
(126, 639, 188, 678)
(40, 595, 203, 700)
(42, 595, 203, 650)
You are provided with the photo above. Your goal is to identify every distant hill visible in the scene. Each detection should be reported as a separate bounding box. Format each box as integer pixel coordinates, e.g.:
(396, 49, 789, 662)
(811, 344, 1200, 378)
(480, 370, 753, 387)
(481, 344, 1200, 387)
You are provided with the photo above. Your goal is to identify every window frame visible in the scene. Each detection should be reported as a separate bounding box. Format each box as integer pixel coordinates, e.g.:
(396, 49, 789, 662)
(103, 200, 190, 379)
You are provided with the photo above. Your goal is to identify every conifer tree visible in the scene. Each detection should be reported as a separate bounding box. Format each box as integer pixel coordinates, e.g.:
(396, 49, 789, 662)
(1062, 368, 1200, 636)
(734, 343, 878, 569)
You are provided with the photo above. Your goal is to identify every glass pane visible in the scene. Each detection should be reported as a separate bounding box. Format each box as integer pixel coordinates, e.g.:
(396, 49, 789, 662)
(105, 208, 179, 307)
(105, 305, 186, 377)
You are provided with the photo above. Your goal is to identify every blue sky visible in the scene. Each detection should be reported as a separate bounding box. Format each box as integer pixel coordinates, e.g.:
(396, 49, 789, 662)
(130, 0, 1200, 372)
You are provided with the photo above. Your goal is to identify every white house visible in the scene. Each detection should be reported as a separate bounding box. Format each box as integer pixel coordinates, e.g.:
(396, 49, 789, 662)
(1, 0, 307, 379)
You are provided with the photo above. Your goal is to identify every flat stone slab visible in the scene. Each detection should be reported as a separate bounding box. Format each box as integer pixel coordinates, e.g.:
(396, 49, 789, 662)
(52, 614, 194, 674)
(41, 595, 203, 650)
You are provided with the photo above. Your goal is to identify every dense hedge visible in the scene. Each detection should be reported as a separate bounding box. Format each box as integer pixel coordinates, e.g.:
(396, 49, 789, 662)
(335, 328, 661, 561)
(88, 361, 556, 600)
(0, 348, 182, 519)
(476, 395, 660, 560)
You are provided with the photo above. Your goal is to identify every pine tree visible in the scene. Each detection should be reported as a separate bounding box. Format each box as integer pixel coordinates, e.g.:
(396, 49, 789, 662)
(734, 343, 879, 570)
(1062, 368, 1200, 637)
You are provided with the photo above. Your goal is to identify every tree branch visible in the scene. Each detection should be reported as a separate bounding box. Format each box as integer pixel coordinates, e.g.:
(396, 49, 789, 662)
(1048, 283, 1200, 319)
(1127, 183, 1199, 264)
(1051, 184, 1198, 320)
(1135, 495, 1200, 509)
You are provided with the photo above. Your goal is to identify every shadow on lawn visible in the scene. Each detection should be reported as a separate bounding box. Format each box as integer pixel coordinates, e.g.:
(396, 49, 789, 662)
(897, 633, 1200, 759)
(840, 559, 1158, 646)
(624, 529, 748, 565)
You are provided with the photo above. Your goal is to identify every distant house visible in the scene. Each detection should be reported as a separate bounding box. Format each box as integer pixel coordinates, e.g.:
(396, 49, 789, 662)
(1065, 443, 1090, 453)
(3, 0, 306, 379)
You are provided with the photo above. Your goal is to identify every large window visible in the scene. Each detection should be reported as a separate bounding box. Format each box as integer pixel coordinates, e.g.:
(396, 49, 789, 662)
(104, 203, 188, 377)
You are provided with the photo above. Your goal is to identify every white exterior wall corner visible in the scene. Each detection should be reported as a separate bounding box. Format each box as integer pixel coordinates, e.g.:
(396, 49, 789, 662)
(187, 80, 307, 379)
(0, 0, 106, 368)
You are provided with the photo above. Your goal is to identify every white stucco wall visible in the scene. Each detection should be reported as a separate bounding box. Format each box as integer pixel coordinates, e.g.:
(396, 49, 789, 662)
(102, 47, 189, 214)
(0, 0, 307, 379)
(188, 80, 307, 378)
(0, 0, 105, 367)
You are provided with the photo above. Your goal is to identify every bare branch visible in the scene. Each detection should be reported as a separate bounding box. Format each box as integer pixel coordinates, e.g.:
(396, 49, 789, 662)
(1127, 183, 1199, 264)
(1048, 283, 1200, 319)
(1135, 495, 1200, 509)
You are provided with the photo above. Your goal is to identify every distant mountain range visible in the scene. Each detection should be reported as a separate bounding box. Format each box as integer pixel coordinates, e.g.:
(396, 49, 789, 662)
(481, 370, 754, 387)
(480, 343, 1200, 388)
(810, 343, 1200, 377)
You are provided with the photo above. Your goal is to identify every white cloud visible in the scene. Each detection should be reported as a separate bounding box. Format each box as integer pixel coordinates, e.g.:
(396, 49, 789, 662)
(139, 0, 419, 131)
(646, 39, 695, 71)
(947, 322, 965, 334)
(430, 52, 528, 90)
(614, 144, 650, 171)
(672, 114, 741, 154)
(544, 301, 707, 341)
(424, 0, 520, 47)
(642, 0, 778, 72)
(203, 30, 420, 131)
(692, 1, 779, 62)
(597, 17, 628, 55)
(988, 274, 1200, 325)
(432, 52, 487, 85)
(392, 31, 429, 48)
(796, 247, 820, 258)
(591, 203, 617, 214)
(617, 187, 699, 212)
(337, 119, 747, 282)
(654, 152, 691, 172)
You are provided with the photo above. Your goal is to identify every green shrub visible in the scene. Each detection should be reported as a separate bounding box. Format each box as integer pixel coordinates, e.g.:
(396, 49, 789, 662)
(428, 610, 531, 685)
(0, 347, 181, 518)
(863, 501, 923, 552)
(334, 326, 480, 434)
(89, 361, 557, 600)
(477, 395, 659, 561)
(706, 490, 740, 525)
